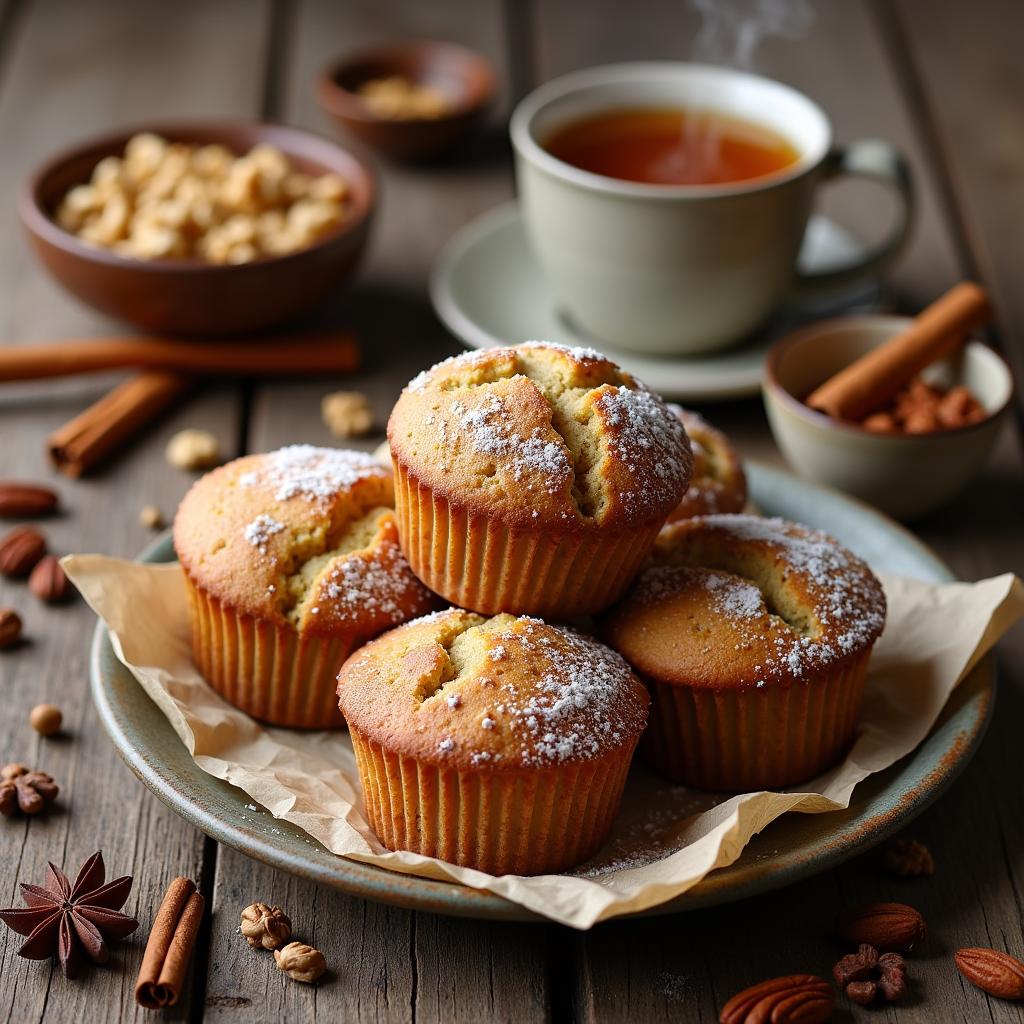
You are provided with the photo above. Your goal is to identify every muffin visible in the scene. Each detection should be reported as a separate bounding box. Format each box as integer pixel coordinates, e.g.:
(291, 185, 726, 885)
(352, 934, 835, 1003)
(338, 608, 649, 874)
(665, 405, 747, 522)
(602, 515, 886, 791)
(174, 445, 437, 728)
(387, 342, 692, 617)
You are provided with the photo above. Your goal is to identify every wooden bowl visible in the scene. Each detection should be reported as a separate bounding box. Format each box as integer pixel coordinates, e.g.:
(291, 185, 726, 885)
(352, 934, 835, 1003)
(763, 315, 1014, 520)
(316, 41, 496, 160)
(20, 121, 376, 336)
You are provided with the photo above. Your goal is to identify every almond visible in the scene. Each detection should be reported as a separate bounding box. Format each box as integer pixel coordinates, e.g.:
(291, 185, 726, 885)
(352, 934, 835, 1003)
(28, 555, 72, 603)
(0, 608, 22, 649)
(719, 974, 835, 1024)
(835, 902, 927, 952)
(0, 482, 58, 518)
(0, 525, 47, 578)
(955, 947, 1024, 1000)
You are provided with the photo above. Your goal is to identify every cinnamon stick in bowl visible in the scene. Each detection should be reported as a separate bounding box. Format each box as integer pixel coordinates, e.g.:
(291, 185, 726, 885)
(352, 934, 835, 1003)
(806, 282, 992, 420)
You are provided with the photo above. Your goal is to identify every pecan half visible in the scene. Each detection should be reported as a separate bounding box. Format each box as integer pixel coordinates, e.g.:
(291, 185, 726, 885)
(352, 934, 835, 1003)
(0, 608, 22, 649)
(0, 526, 47, 578)
(835, 902, 927, 952)
(719, 974, 835, 1024)
(29, 555, 72, 603)
(955, 947, 1024, 1000)
(0, 483, 58, 518)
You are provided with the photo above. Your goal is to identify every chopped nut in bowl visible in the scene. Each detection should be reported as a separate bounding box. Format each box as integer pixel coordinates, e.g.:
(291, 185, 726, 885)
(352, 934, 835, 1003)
(317, 41, 496, 160)
(21, 121, 375, 335)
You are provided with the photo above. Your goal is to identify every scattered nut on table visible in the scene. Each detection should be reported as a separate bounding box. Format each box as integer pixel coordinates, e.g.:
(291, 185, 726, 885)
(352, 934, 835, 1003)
(240, 902, 292, 950)
(0, 763, 59, 816)
(322, 390, 374, 438)
(883, 838, 935, 877)
(139, 504, 165, 529)
(29, 703, 63, 736)
(166, 429, 220, 471)
(0, 608, 22, 649)
(28, 554, 73, 604)
(55, 133, 352, 264)
(274, 941, 327, 983)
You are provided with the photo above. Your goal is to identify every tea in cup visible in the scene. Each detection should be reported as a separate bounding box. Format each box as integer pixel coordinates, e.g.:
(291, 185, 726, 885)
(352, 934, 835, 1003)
(511, 62, 914, 356)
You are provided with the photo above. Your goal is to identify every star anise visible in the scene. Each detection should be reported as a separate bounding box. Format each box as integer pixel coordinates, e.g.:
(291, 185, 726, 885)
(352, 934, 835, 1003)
(0, 851, 139, 978)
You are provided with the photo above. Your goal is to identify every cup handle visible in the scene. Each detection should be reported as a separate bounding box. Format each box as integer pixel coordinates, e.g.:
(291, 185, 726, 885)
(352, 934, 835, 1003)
(793, 139, 915, 297)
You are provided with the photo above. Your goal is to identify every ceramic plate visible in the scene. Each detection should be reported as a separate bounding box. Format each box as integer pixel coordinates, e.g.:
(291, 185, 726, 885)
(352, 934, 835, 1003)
(91, 464, 993, 922)
(430, 202, 883, 401)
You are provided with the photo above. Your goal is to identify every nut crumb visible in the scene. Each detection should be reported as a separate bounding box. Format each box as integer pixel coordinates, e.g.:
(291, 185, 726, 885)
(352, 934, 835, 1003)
(166, 429, 220, 471)
(140, 504, 165, 529)
(883, 838, 935, 877)
(322, 390, 374, 438)
(29, 703, 62, 736)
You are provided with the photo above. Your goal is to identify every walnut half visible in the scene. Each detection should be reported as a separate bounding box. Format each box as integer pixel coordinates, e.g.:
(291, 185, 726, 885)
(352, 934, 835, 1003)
(239, 902, 292, 950)
(274, 941, 327, 983)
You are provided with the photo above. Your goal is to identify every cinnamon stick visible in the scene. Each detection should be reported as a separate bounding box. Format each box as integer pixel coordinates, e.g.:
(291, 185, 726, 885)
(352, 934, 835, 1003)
(806, 282, 992, 420)
(0, 330, 360, 382)
(47, 371, 191, 477)
(135, 877, 205, 1009)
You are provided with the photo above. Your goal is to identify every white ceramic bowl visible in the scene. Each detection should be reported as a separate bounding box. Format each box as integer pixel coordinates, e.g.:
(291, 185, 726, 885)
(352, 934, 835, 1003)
(763, 314, 1014, 520)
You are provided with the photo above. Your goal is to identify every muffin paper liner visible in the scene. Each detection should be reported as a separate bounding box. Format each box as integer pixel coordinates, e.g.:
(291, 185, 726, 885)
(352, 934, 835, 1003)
(641, 650, 872, 791)
(349, 730, 634, 875)
(185, 573, 351, 729)
(393, 458, 662, 616)
(65, 554, 1023, 929)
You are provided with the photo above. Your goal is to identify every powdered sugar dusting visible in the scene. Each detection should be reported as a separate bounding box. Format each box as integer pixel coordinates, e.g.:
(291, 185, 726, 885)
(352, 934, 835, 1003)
(481, 620, 644, 767)
(244, 513, 285, 553)
(319, 537, 423, 624)
(450, 393, 571, 494)
(520, 339, 608, 362)
(595, 386, 691, 503)
(239, 445, 385, 502)
(633, 515, 886, 683)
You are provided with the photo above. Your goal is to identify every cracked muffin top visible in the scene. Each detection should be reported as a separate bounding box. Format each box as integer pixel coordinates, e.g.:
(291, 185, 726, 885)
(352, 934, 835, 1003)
(174, 445, 437, 635)
(603, 515, 886, 691)
(665, 406, 747, 522)
(387, 342, 692, 530)
(338, 608, 649, 770)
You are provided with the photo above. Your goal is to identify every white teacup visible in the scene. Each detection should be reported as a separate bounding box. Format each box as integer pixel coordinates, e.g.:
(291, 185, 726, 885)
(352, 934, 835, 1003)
(511, 62, 914, 356)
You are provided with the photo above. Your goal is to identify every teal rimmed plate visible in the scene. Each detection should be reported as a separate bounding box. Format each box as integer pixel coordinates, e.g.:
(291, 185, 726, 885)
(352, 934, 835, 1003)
(90, 463, 994, 921)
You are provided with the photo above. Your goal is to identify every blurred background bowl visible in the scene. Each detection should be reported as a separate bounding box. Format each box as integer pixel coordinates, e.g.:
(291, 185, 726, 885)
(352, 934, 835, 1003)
(21, 120, 375, 336)
(763, 314, 1014, 520)
(316, 40, 496, 161)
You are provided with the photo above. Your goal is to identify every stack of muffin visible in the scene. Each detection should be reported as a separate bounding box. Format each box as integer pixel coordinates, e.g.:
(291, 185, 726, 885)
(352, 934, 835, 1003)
(174, 342, 885, 876)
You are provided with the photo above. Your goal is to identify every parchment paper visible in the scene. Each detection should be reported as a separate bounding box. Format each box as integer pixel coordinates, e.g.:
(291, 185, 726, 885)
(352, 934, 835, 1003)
(65, 554, 1023, 929)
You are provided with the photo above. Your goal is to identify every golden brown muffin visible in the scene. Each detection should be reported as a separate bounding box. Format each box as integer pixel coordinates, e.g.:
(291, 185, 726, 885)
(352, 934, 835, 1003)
(338, 608, 649, 874)
(665, 405, 747, 521)
(174, 445, 437, 728)
(387, 341, 692, 617)
(602, 514, 886, 791)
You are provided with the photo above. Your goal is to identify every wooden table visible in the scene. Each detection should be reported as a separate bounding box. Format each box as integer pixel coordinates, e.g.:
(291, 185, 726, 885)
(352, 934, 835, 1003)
(1, 1, 1022, 1021)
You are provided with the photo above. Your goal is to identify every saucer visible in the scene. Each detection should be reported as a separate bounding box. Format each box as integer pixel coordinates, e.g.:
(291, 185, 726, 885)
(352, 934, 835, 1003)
(430, 202, 882, 401)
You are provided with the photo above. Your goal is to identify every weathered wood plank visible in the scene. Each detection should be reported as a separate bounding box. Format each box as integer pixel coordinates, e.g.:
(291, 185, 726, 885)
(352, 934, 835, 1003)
(882, 0, 1024, 418)
(0, 1, 263, 1021)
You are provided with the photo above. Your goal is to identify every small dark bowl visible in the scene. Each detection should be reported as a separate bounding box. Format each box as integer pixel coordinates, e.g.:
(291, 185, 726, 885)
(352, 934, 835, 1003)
(316, 40, 496, 161)
(21, 121, 376, 336)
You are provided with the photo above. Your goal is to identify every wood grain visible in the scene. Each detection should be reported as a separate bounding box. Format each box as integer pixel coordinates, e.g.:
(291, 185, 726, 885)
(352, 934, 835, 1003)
(0, 1, 261, 1021)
